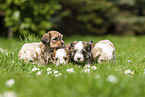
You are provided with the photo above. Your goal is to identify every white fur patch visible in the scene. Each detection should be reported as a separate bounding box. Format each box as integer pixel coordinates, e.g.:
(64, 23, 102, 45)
(74, 41, 84, 52)
(55, 49, 67, 65)
(73, 41, 84, 63)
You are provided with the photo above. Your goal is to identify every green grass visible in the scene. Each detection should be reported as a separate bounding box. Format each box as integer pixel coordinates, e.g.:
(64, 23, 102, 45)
(1, 35, 145, 97)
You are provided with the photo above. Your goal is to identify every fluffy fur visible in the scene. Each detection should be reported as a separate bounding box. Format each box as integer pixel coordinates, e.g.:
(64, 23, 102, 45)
(51, 48, 70, 66)
(92, 40, 116, 63)
(68, 41, 94, 65)
(18, 42, 44, 64)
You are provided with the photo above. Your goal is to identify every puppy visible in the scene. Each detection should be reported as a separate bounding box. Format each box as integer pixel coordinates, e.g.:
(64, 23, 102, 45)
(92, 40, 116, 63)
(40, 30, 65, 64)
(51, 48, 70, 66)
(68, 41, 94, 65)
(18, 42, 44, 64)
(18, 31, 65, 65)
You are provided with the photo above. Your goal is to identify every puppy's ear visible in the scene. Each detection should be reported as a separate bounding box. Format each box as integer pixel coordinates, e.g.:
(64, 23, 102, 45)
(93, 48, 101, 58)
(88, 40, 93, 43)
(41, 33, 51, 44)
(85, 41, 94, 52)
(65, 43, 71, 50)
(69, 41, 77, 50)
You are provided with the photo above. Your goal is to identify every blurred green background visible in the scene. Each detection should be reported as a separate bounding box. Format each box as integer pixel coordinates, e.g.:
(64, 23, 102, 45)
(0, 0, 145, 38)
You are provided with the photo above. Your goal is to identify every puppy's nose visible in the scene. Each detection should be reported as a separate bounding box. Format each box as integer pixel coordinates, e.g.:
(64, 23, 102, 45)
(77, 57, 81, 61)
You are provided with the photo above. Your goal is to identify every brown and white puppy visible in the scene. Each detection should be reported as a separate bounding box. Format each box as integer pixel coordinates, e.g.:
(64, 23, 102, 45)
(18, 31, 65, 65)
(92, 40, 116, 63)
(40, 31, 65, 64)
(68, 41, 94, 65)
(51, 48, 70, 66)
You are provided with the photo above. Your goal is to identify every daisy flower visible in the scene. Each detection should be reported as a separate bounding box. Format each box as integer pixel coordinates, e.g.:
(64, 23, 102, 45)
(82, 69, 90, 73)
(125, 69, 132, 74)
(131, 71, 134, 75)
(91, 66, 97, 70)
(46, 68, 52, 71)
(47, 71, 52, 75)
(12, 52, 14, 55)
(32, 67, 39, 71)
(6, 79, 15, 87)
(55, 73, 62, 77)
(66, 68, 75, 73)
(3, 91, 17, 97)
(53, 70, 59, 74)
(128, 60, 131, 63)
(36, 71, 41, 75)
(107, 75, 117, 84)
(84, 64, 91, 68)
(0, 93, 2, 97)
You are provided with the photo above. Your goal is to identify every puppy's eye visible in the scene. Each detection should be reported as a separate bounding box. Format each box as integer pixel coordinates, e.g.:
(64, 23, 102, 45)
(82, 50, 86, 54)
(64, 57, 68, 61)
(55, 58, 58, 61)
(82, 49, 86, 54)
(52, 37, 58, 43)
(53, 37, 57, 40)
(74, 50, 77, 53)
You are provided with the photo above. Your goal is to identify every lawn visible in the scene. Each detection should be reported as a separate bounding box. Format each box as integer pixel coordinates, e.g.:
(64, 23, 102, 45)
(0, 35, 145, 97)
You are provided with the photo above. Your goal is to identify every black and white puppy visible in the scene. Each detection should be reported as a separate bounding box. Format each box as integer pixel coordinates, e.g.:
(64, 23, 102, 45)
(68, 41, 94, 65)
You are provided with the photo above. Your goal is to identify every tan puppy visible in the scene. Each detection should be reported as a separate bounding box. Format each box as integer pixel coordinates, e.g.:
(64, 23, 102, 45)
(92, 40, 116, 63)
(51, 48, 70, 66)
(18, 42, 44, 64)
(18, 31, 65, 65)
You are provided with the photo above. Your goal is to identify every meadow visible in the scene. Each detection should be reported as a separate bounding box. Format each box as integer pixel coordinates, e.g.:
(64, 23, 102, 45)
(0, 35, 145, 97)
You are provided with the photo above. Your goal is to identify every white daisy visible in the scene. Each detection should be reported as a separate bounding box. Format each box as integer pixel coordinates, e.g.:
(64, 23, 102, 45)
(83, 69, 90, 73)
(32, 67, 39, 71)
(91, 66, 97, 70)
(46, 68, 52, 71)
(125, 69, 132, 74)
(131, 71, 134, 75)
(3, 91, 17, 97)
(36, 71, 41, 75)
(53, 70, 59, 74)
(55, 73, 62, 77)
(5, 53, 8, 56)
(77, 65, 81, 68)
(47, 71, 52, 75)
(66, 68, 75, 73)
(6, 79, 15, 87)
(12, 52, 14, 55)
(0, 93, 2, 97)
(107, 75, 117, 84)
(128, 60, 131, 63)
(84, 64, 91, 68)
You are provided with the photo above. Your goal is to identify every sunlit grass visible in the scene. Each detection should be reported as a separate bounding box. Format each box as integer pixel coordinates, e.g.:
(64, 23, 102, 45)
(0, 35, 145, 97)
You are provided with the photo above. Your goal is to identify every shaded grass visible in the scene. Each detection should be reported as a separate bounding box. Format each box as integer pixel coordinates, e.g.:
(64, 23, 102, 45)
(0, 35, 145, 97)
